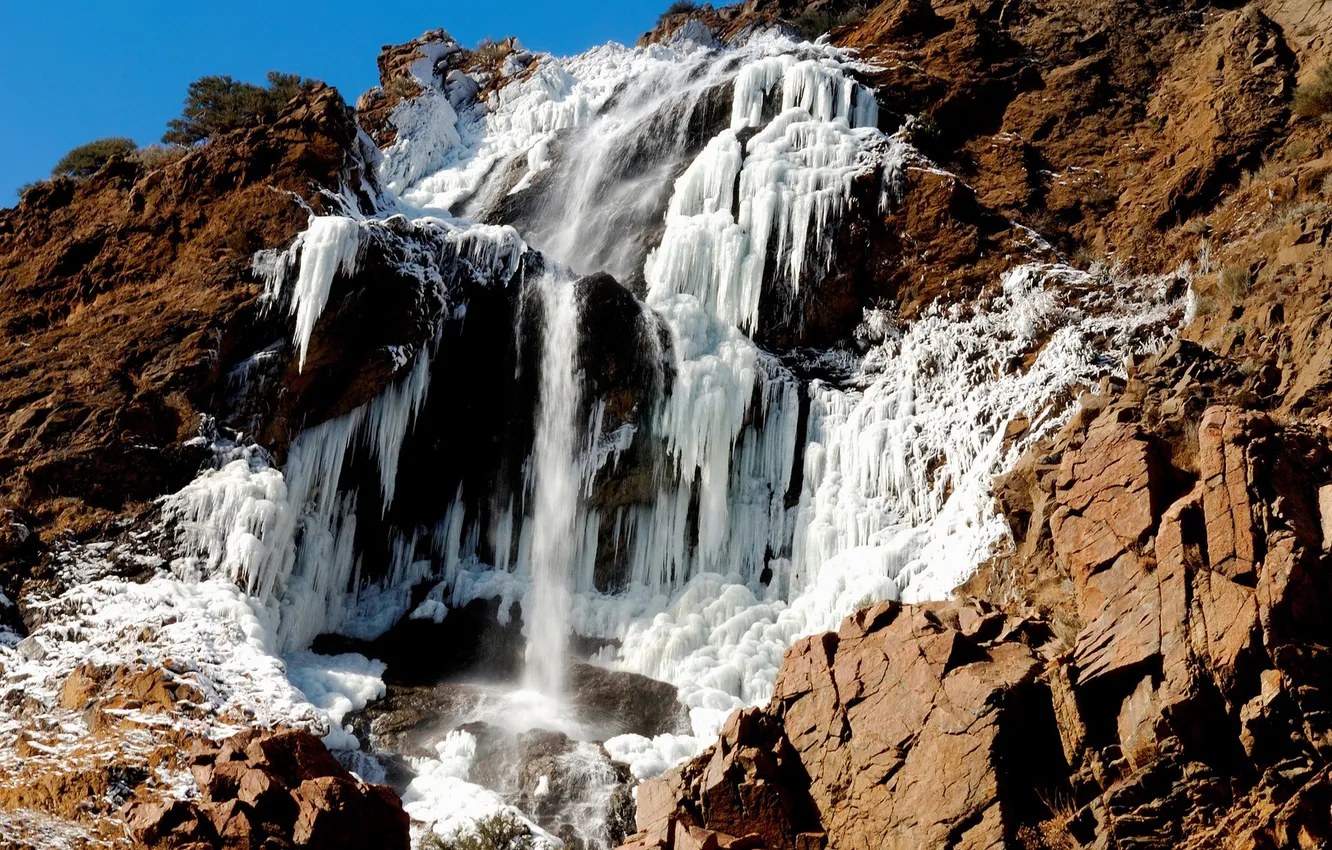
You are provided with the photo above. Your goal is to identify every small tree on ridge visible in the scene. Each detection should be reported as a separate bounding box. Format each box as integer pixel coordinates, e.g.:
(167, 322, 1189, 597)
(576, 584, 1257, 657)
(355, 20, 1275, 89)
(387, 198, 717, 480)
(162, 71, 314, 145)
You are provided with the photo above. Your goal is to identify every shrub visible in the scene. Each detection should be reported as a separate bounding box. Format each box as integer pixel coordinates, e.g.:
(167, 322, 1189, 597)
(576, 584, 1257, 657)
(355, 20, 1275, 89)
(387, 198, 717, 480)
(1293, 63, 1332, 118)
(16, 181, 45, 201)
(385, 74, 422, 101)
(793, 10, 833, 39)
(663, 1, 701, 16)
(162, 71, 315, 146)
(471, 38, 510, 66)
(50, 137, 137, 179)
(1266, 200, 1332, 231)
(1219, 265, 1251, 300)
(793, 4, 870, 40)
(1082, 185, 1118, 213)
(422, 813, 534, 850)
(903, 111, 943, 152)
(132, 144, 189, 170)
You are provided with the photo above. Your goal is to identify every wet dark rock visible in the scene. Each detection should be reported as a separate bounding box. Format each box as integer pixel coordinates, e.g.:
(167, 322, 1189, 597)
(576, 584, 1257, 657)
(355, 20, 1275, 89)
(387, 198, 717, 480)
(568, 662, 690, 739)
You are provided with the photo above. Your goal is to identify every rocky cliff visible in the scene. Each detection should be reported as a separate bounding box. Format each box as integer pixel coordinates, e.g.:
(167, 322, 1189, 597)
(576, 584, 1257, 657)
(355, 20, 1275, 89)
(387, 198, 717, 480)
(618, 0, 1332, 848)
(1, 0, 1331, 847)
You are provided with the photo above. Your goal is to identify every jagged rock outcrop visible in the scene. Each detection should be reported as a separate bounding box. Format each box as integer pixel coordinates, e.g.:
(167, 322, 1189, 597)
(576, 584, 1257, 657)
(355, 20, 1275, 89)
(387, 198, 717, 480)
(621, 599, 1064, 850)
(619, 327, 1332, 850)
(0, 85, 417, 566)
(124, 729, 409, 849)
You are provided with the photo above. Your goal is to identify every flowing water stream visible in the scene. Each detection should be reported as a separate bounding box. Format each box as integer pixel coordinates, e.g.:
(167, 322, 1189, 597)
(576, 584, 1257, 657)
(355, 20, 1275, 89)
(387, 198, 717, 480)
(525, 275, 584, 698)
(149, 27, 1188, 849)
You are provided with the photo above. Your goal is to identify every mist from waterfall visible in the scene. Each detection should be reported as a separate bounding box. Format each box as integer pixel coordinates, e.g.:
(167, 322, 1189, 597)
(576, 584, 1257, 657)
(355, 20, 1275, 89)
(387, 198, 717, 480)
(524, 274, 584, 697)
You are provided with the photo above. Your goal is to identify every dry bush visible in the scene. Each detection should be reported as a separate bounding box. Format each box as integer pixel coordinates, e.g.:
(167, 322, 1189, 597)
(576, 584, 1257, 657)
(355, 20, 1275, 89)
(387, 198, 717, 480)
(1293, 64, 1332, 118)
(1219, 265, 1251, 300)
(471, 37, 510, 66)
(132, 144, 188, 170)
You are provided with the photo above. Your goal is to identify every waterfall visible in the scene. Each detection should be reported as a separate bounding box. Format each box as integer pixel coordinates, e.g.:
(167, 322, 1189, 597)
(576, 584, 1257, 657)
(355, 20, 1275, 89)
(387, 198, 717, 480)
(146, 29, 1191, 846)
(524, 274, 584, 696)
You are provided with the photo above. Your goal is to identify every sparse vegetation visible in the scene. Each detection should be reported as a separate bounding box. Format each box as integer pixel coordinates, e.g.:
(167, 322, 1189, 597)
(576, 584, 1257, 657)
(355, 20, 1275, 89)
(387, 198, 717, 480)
(386, 74, 422, 101)
(162, 71, 316, 146)
(132, 144, 189, 170)
(422, 813, 535, 850)
(663, 0, 701, 17)
(1081, 185, 1118, 213)
(1018, 789, 1080, 850)
(1049, 608, 1083, 650)
(15, 181, 44, 200)
(50, 137, 137, 179)
(793, 3, 871, 40)
(903, 111, 943, 153)
(1219, 265, 1251, 300)
(1266, 200, 1332, 231)
(471, 37, 510, 67)
(1292, 63, 1332, 119)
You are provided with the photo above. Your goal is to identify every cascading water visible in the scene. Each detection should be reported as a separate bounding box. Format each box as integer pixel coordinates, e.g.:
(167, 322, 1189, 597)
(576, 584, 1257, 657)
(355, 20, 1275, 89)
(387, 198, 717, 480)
(138, 24, 1191, 850)
(524, 275, 584, 697)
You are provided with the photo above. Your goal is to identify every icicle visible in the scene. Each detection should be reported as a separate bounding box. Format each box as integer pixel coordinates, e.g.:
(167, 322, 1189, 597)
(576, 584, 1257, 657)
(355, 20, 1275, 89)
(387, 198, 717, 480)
(360, 349, 434, 512)
(260, 216, 363, 372)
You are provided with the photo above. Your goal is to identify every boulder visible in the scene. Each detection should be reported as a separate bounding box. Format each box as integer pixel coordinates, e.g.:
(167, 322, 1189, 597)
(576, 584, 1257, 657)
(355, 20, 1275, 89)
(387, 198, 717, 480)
(124, 728, 408, 849)
(626, 601, 1063, 850)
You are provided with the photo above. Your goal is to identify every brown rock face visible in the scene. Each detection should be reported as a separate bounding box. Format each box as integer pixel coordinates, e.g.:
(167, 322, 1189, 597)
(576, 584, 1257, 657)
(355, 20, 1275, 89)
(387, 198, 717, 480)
(125, 729, 409, 850)
(0, 84, 386, 546)
(978, 354, 1332, 849)
(624, 600, 1065, 850)
(627, 340, 1332, 850)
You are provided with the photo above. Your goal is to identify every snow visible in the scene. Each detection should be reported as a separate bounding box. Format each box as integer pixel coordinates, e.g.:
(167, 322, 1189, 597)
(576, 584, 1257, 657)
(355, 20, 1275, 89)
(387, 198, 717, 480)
(0, 567, 385, 756)
(35, 25, 1192, 849)
(285, 651, 388, 750)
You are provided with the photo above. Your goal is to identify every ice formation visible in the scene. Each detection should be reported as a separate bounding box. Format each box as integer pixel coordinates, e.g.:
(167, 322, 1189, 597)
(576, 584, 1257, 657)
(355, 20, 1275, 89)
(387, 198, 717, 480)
(78, 23, 1191, 849)
(257, 215, 364, 371)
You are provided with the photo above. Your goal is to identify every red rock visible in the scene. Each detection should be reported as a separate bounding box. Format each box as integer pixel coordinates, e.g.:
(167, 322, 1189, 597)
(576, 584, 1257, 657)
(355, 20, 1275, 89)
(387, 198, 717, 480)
(674, 821, 721, 850)
(291, 774, 409, 850)
(244, 728, 349, 789)
(125, 799, 219, 848)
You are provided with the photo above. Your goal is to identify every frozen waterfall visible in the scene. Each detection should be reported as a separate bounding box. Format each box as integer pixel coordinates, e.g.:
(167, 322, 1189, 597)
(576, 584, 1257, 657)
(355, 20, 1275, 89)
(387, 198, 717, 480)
(152, 26, 1189, 844)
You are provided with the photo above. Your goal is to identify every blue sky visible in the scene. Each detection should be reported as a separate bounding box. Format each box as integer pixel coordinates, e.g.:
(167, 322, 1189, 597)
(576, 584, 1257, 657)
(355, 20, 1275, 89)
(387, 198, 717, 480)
(0, 1, 680, 201)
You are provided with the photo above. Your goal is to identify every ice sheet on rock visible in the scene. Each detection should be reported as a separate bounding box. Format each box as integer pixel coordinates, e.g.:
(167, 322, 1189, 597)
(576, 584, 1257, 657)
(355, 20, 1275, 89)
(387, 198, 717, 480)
(163, 342, 439, 653)
(0, 572, 370, 752)
(284, 651, 387, 750)
(593, 262, 1187, 776)
(604, 732, 706, 781)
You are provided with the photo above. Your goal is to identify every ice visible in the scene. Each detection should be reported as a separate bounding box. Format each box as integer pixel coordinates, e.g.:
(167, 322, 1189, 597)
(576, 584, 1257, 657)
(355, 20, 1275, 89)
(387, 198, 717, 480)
(0, 572, 368, 746)
(142, 27, 1192, 835)
(258, 215, 364, 372)
(162, 344, 435, 653)
(596, 261, 1186, 771)
(285, 651, 388, 750)
(603, 732, 705, 781)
